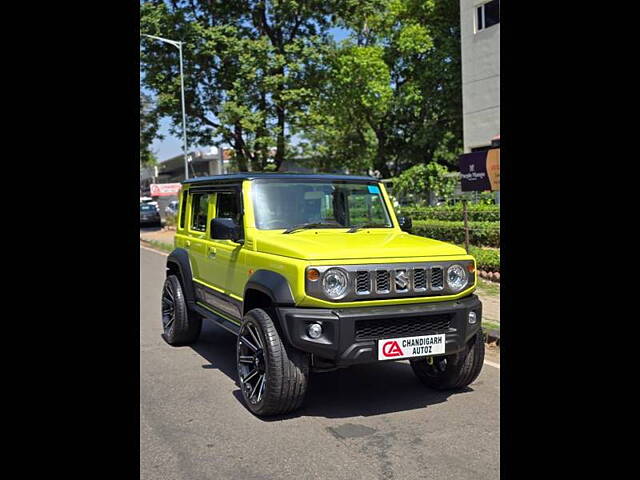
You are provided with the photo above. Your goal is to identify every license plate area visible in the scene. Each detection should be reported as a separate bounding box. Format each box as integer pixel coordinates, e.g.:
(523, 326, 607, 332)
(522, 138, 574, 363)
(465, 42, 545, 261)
(378, 334, 446, 360)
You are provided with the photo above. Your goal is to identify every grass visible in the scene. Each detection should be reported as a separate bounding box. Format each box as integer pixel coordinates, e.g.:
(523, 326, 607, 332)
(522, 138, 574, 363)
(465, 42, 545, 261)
(141, 239, 173, 253)
(476, 278, 500, 297)
(482, 320, 500, 332)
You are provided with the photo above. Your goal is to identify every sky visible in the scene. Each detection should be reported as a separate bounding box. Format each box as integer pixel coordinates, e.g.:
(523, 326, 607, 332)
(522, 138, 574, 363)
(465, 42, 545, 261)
(146, 27, 350, 162)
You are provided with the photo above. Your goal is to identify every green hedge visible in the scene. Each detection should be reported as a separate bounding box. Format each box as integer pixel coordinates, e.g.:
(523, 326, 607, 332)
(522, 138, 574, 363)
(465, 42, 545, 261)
(466, 245, 500, 272)
(412, 220, 500, 248)
(400, 204, 500, 222)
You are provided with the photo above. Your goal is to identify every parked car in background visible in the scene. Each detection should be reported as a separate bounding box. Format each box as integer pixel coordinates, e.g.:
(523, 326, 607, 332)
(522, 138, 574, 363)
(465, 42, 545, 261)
(140, 203, 161, 227)
(165, 200, 179, 217)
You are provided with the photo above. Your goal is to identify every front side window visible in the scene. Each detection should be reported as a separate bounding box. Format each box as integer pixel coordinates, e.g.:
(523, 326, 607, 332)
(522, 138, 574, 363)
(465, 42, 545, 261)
(216, 191, 240, 223)
(190, 193, 210, 232)
(252, 181, 392, 230)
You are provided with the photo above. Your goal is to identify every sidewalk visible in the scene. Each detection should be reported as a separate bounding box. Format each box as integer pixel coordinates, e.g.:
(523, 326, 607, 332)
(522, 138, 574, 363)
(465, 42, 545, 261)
(140, 228, 175, 245)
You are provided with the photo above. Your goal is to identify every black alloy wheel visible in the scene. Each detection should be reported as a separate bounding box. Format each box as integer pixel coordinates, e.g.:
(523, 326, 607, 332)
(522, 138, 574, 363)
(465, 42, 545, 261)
(236, 309, 309, 416)
(237, 321, 267, 405)
(161, 275, 202, 346)
(410, 332, 485, 390)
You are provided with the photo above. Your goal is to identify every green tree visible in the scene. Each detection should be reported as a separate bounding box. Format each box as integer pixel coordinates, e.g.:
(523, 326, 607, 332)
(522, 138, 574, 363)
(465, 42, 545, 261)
(300, 0, 463, 176)
(140, 92, 160, 166)
(140, 0, 340, 171)
(392, 161, 457, 204)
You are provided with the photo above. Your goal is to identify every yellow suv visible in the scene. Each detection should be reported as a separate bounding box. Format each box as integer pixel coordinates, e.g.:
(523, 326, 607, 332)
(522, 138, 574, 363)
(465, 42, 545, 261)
(162, 173, 484, 416)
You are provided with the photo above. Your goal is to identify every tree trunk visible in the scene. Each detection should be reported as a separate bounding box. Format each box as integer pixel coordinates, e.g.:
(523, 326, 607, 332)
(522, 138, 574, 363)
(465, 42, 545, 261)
(373, 130, 391, 178)
(234, 123, 249, 172)
(275, 104, 285, 170)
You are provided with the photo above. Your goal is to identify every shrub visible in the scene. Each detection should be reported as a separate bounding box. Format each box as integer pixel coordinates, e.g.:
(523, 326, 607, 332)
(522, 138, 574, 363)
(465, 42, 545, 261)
(399, 204, 499, 222)
(466, 245, 500, 272)
(412, 219, 500, 248)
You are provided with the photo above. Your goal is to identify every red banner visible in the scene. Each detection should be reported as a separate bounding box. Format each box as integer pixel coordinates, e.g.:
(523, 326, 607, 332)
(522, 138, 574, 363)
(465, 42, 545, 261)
(150, 183, 182, 197)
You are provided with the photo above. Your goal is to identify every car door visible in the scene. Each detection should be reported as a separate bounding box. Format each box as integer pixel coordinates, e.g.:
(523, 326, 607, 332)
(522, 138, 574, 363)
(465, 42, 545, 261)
(198, 186, 245, 320)
(185, 191, 211, 281)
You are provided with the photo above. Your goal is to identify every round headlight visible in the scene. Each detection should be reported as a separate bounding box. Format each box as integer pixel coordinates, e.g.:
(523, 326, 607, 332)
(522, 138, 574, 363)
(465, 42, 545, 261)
(446, 264, 468, 292)
(322, 268, 349, 299)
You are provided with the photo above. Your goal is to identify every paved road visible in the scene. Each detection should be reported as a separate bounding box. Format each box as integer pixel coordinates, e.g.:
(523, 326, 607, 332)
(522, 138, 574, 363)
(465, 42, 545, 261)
(140, 245, 500, 480)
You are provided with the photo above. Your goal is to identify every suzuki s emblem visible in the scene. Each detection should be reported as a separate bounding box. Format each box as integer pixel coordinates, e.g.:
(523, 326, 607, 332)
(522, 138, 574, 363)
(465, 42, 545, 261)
(395, 270, 409, 289)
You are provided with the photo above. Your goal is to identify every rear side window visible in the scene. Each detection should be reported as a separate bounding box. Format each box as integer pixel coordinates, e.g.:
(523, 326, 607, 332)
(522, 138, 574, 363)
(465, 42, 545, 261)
(190, 193, 210, 232)
(179, 190, 188, 229)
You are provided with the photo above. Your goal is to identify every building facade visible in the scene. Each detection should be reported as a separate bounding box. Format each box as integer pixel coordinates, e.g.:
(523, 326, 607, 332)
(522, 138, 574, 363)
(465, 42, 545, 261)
(460, 0, 500, 153)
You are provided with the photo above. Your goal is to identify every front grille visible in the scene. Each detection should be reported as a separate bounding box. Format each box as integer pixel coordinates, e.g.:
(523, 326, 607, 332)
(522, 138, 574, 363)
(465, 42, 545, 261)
(356, 271, 370, 294)
(431, 267, 444, 290)
(375, 270, 390, 293)
(355, 314, 452, 341)
(413, 268, 427, 291)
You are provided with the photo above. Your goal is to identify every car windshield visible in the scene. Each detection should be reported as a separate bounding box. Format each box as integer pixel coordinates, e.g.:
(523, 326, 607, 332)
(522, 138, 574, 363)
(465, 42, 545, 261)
(252, 180, 393, 230)
(140, 204, 156, 212)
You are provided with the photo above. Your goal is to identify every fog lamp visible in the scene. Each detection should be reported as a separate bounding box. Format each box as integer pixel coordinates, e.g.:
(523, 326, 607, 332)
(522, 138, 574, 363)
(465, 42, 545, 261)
(307, 323, 323, 339)
(468, 311, 477, 325)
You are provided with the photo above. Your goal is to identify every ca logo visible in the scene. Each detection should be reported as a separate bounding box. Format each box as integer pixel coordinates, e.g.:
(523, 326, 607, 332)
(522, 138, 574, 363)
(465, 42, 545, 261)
(382, 341, 403, 357)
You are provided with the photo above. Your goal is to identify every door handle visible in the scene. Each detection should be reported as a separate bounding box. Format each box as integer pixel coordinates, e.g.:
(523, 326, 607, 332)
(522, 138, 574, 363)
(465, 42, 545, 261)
(207, 246, 216, 258)
(185, 240, 191, 248)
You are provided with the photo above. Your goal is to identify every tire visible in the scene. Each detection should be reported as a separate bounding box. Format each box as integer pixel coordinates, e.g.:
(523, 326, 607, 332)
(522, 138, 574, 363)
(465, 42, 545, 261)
(161, 275, 202, 346)
(237, 308, 309, 416)
(410, 332, 485, 390)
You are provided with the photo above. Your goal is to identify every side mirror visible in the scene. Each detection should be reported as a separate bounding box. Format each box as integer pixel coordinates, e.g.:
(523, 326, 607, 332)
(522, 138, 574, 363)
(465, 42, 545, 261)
(210, 218, 241, 243)
(398, 216, 412, 233)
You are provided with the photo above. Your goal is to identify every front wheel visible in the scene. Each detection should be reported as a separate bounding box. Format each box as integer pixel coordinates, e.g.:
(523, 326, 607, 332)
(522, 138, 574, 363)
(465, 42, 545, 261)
(237, 308, 309, 416)
(410, 333, 485, 390)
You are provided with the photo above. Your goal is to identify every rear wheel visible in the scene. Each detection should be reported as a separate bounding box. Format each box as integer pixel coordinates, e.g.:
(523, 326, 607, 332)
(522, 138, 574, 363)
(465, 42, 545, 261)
(410, 333, 485, 390)
(237, 308, 309, 416)
(161, 275, 202, 345)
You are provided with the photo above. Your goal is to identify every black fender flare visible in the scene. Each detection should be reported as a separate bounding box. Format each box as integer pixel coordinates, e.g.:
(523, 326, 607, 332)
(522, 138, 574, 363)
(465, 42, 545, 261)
(166, 248, 196, 308)
(244, 270, 295, 308)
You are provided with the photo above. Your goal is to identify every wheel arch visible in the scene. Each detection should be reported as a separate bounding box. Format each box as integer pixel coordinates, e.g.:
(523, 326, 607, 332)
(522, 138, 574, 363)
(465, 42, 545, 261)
(166, 248, 196, 308)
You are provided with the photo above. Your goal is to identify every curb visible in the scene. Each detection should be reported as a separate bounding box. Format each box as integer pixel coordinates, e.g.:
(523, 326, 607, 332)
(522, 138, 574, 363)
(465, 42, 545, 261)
(483, 328, 500, 346)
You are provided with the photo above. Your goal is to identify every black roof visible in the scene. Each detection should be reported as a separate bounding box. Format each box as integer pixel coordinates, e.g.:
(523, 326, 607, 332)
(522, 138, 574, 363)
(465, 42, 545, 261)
(182, 172, 377, 185)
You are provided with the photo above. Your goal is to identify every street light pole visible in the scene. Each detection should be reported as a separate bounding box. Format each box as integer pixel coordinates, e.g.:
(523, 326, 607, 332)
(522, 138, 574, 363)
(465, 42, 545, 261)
(141, 33, 189, 180)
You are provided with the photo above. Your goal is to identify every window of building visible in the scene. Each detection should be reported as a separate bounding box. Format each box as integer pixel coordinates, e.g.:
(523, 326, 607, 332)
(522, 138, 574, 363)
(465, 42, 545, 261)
(190, 193, 210, 232)
(476, 0, 500, 32)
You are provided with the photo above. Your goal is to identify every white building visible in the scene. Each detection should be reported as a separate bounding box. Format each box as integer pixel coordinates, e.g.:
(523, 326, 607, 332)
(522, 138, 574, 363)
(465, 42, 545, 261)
(460, 0, 500, 153)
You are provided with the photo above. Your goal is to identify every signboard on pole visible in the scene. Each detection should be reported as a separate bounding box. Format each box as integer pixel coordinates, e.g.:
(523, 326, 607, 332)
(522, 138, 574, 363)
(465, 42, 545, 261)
(150, 183, 182, 197)
(459, 148, 500, 192)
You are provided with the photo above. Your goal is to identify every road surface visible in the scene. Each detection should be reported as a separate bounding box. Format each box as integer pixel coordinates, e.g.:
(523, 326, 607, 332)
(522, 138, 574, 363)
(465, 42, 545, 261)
(140, 245, 500, 480)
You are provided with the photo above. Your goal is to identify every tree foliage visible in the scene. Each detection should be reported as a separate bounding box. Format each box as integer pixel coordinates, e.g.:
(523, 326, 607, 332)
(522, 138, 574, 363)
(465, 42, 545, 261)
(140, 92, 160, 166)
(299, 0, 463, 175)
(140, 0, 340, 171)
(392, 162, 457, 203)
(140, 0, 463, 176)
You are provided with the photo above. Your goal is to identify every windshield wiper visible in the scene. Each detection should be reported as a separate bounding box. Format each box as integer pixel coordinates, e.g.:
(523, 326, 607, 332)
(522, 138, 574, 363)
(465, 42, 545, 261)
(347, 223, 388, 233)
(283, 222, 342, 234)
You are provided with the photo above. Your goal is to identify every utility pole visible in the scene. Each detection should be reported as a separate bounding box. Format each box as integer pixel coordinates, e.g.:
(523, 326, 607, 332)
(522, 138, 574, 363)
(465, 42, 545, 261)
(141, 34, 189, 180)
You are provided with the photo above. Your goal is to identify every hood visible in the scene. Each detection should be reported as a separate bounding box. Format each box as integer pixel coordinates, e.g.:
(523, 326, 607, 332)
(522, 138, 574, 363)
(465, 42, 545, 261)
(254, 230, 466, 260)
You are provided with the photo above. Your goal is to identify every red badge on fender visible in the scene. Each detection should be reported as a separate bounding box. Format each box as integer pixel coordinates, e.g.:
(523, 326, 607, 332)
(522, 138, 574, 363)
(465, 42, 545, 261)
(382, 340, 403, 357)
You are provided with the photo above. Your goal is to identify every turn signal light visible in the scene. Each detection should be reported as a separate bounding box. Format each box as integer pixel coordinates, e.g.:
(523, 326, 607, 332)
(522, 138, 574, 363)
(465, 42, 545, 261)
(307, 268, 320, 281)
(467, 263, 475, 273)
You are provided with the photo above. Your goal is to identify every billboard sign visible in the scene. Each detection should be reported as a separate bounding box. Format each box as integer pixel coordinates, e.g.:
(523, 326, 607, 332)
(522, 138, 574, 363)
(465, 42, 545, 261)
(459, 149, 500, 192)
(150, 183, 182, 197)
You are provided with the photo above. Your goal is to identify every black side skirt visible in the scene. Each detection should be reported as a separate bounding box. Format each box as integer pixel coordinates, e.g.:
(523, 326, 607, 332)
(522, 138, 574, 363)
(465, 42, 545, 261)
(193, 304, 241, 336)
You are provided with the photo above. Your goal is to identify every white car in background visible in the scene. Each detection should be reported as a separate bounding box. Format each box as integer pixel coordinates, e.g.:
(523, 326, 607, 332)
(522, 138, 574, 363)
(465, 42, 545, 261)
(165, 200, 179, 217)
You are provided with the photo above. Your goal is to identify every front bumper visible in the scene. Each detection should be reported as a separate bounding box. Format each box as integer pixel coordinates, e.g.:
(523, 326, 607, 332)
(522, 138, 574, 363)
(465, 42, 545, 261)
(276, 294, 482, 367)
